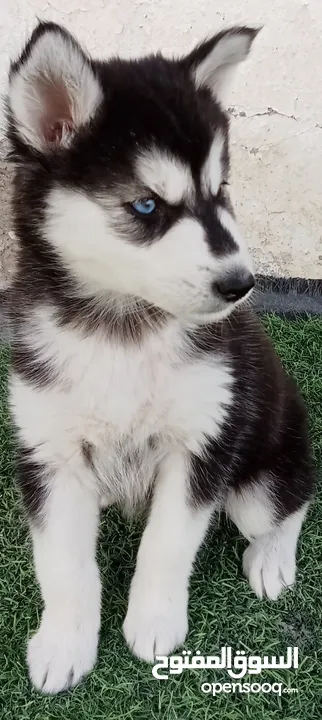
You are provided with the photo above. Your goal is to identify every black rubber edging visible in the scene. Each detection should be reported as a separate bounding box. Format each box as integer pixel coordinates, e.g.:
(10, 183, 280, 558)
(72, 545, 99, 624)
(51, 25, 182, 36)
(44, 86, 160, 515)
(0, 291, 10, 343)
(254, 275, 322, 317)
(0, 276, 321, 343)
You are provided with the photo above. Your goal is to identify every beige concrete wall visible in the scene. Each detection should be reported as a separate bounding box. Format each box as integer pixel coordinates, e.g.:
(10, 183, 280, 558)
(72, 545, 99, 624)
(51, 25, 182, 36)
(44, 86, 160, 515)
(0, 0, 321, 279)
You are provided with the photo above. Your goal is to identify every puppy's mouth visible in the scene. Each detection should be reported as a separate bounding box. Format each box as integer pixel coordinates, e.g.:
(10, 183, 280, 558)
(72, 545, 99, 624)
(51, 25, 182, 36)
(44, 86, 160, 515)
(181, 287, 254, 325)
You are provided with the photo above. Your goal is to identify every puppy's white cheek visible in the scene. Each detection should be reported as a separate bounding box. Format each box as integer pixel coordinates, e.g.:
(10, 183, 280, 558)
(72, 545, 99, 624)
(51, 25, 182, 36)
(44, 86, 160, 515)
(140, 218, 215, 310)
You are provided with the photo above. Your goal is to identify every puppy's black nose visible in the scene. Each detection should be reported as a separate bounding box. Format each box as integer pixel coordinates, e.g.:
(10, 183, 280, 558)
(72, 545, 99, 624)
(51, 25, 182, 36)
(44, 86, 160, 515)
(214, 271, 255, 302)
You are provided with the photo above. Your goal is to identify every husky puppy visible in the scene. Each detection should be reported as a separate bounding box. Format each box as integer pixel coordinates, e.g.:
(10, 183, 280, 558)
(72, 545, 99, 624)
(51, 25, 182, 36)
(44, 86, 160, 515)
(6, 22, 314, 693)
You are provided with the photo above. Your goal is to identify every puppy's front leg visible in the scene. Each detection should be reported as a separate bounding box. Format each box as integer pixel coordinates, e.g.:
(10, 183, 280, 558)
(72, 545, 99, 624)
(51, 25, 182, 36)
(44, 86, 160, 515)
(123, 452, 214, 661)
(25, 465, 101, 693)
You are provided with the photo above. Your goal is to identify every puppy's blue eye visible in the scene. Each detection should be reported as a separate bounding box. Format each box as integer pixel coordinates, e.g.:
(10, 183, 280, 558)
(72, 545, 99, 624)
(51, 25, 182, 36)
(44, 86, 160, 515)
(131, 198, 156, 215)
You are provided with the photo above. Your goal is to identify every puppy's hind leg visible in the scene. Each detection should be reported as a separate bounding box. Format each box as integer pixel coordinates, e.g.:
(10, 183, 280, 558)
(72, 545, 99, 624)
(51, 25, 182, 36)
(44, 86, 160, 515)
(226, 479, 310, 600)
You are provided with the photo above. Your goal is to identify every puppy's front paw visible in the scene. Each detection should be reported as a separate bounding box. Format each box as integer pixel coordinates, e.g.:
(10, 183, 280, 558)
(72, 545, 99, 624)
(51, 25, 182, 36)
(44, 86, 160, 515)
(123, 573, 188, 661)
(27, 608, 100, 693)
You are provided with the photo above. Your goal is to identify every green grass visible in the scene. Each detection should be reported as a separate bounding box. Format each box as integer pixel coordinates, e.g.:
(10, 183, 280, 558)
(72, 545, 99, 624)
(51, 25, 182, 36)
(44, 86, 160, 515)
(0, 315, 321, 719)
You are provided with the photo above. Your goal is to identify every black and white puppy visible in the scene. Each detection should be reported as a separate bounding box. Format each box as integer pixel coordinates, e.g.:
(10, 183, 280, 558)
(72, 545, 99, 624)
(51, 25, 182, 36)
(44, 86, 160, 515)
(6, 22, 314, 694)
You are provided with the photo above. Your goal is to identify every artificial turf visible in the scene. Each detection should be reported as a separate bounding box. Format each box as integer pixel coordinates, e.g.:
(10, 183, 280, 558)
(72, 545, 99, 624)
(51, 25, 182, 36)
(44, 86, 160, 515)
(0, 314, 321, 719)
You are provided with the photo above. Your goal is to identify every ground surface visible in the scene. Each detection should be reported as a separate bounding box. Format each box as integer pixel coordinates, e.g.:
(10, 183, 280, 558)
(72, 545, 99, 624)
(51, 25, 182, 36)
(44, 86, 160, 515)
(0, 314, 321, 719)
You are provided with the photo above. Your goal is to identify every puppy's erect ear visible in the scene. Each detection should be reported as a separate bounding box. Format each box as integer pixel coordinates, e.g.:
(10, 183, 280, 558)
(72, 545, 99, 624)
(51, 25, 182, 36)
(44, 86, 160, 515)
(7, 22, 103, 152)
(183, 26, 260, 103)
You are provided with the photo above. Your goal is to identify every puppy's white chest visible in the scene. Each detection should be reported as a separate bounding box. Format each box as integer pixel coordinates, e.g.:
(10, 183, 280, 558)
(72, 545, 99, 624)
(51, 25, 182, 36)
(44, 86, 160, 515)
(12, 312, 234, 507)
(65, 330, 232, 455)
(67, 332, 176, 443)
